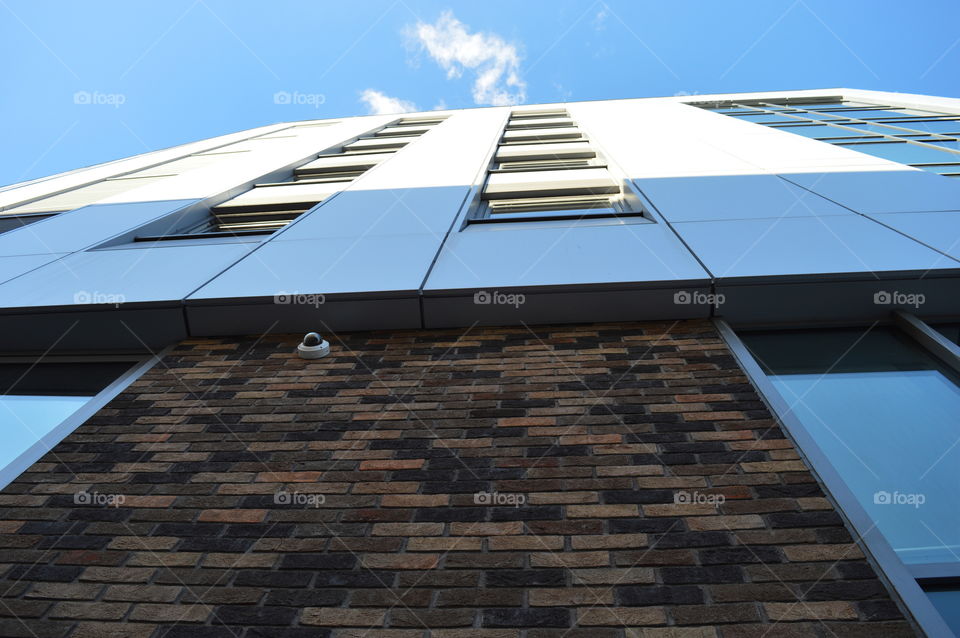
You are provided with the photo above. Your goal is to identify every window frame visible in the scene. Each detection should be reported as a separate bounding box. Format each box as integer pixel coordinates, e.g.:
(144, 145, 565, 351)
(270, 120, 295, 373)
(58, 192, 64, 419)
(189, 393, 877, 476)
(715, 314, 960, 638)
(0, 351, 162, 490)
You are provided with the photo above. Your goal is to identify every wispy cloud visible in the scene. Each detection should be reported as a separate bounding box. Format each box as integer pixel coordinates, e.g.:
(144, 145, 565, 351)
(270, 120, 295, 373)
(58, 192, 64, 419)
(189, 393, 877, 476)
(359, 89, 418, 114)
(593, 8, 608, 30)
(405, 10, 525, 106)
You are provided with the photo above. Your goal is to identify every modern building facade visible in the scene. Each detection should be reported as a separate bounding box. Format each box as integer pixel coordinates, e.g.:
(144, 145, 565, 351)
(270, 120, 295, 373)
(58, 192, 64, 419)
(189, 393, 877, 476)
(0, 88, 958, 637)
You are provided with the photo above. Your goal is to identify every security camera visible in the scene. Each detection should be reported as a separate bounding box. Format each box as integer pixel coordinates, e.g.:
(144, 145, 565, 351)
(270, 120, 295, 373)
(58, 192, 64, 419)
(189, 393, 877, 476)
(297, 332, 330, 359)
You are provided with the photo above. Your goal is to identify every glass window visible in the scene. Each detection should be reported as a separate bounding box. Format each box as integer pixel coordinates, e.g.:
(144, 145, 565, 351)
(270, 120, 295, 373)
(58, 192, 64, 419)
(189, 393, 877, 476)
(768, 101, 876, 110)
(834, 108, 942, 120)
(879, 120, 960, 136)
(925, 588, 960, 636)
(0, 214, 54, 235)
(836, 141, 960, 165)
(927, 140, 960, 153)
(796, 111, 849, 121)
(0, 361, 136, 481)
(729, 113, 806, 124)
(771, 124, 880, 140)
(740, 327, 960, 565)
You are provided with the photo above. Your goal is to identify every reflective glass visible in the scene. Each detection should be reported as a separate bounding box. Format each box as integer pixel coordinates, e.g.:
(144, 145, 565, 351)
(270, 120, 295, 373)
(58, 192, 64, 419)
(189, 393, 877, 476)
(925, 588, 960, 636)
(836, 141, 959, 165)
(0, 361, 135, 483)
(928, 139, 960, 153)
(741, 327, 960, 565)
(730, 113, 806, 124)
(796, 112, 848, 121)
(835, 109, 943, 120)
(879, 120, 960, 136)
(772, 124, 880, 140)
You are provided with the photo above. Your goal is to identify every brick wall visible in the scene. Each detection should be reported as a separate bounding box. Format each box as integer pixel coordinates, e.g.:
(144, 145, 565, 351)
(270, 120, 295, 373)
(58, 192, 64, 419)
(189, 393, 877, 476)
(0, 320, 915, 637)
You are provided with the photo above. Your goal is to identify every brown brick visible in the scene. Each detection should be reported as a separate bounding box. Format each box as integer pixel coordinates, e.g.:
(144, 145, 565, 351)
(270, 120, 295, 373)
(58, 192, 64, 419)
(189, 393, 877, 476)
(529, 587, 613, 606)
(489, 536, 563, 551)
(49, 602, 131, 620)
(381, 494, 449, 507)
(302, 607, 387, 626)
(255, 471, 322, 482)
(782, 544, 863, 561)
(359, 459, 425, 471)
(197, 509, 267, 523)
(497, 417, 556, 427)
(531, 551, 609, 568)
(572, 533, 647, 550)
(568, 504, 639, 518)
(373, 522, 443, 536)
(578, 607, 666, 625)
(450, 521, 523, 536)
(764, 602, 857, 621)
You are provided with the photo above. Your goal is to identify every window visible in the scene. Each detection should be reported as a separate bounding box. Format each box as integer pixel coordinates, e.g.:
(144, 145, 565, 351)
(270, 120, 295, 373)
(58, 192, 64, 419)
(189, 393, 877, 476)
(469, 110, 648, 224)
(693, 99, 960, 177)
(0, 357, 146, 489)
(135, 116, 448, 241)
(724, 319, 960, 637)
(925, 588, 960, 635)
(0, 212, 55, 235)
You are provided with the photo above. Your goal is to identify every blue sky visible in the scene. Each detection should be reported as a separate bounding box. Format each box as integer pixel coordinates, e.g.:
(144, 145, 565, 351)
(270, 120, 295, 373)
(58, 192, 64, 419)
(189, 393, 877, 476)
(2, 0, 959, 187)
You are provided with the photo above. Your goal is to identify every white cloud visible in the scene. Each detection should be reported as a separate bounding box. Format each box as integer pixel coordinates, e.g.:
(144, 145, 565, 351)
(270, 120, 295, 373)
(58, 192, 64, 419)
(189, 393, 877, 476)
(406, 11, 525, 106)
(359, 89, 418, 115)
(593, 8, 608, 30)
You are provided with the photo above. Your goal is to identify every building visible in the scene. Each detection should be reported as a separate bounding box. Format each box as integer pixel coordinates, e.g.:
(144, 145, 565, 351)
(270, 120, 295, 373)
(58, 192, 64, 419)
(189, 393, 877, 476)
(0, 88, 958, 637)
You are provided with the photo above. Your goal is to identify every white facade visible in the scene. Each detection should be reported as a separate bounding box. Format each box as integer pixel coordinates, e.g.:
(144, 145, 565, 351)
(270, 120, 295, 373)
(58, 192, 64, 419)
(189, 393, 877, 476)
(1, 88, 958, 351)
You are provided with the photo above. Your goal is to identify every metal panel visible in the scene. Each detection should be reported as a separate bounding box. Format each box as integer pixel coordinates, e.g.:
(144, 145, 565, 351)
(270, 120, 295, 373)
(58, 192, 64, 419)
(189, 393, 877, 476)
(189, 234, 445, 299)
(0, 307, 184, 352)
(4, 176, 173, 214)
(869, 211, 960, 260)
(187, 297, 421, 335)
(0, 243, 255, 308)
(131, 155, 231, 178)
(715, 278, 960, 325)
(672, 215, 959, 280)
(635, 174, 855, 222)
(424, 222, 710, 292)
(0, 254, 67, 286)
(0, 200, 199, 257)
(423, 286, 711, 329)
(276, 186, 471, 239)
(782, 169, 960, 213)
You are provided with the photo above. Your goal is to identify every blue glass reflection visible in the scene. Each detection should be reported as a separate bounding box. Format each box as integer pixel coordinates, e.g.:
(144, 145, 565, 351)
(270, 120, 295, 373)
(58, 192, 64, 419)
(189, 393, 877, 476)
(926, 588, 960, 636)
(742, 328, 960, 565)
(836, 141, 958, 165)
(0, 395, 91, 471)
